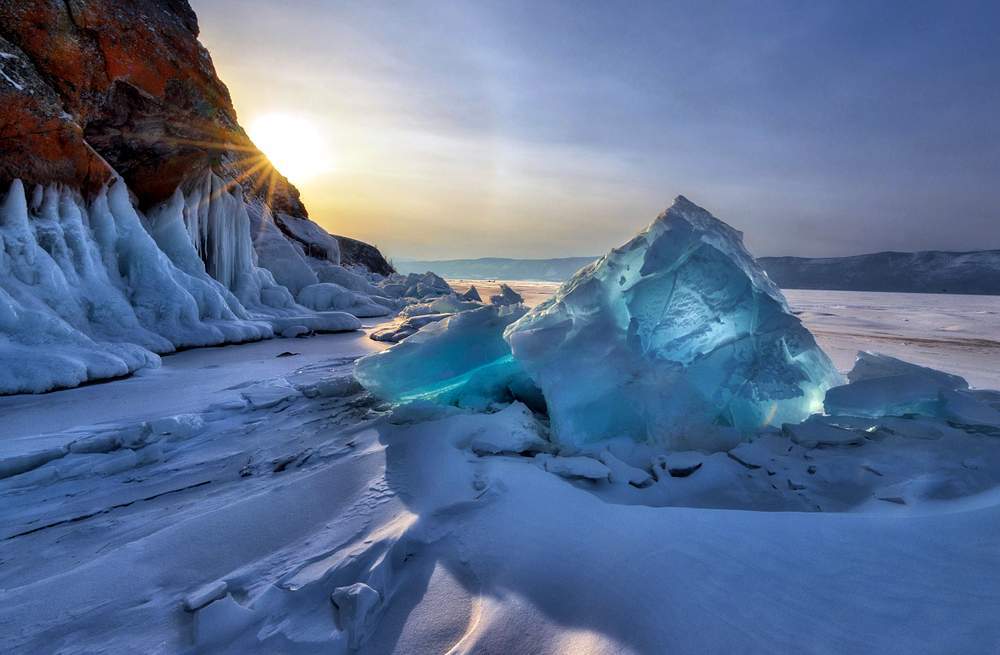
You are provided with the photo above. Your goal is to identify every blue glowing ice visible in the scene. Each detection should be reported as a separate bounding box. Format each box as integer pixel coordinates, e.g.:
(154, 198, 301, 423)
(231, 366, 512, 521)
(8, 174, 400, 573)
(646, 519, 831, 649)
(356, 196, 842, 450)
(504, 196, 843, 448)
(354, 304, 543, 411)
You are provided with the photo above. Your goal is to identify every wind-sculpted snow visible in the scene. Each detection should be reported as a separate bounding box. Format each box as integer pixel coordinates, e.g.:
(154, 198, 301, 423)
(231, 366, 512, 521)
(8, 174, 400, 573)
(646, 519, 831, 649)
(505, 196, 842, 448)
(0, 177, 370, 394)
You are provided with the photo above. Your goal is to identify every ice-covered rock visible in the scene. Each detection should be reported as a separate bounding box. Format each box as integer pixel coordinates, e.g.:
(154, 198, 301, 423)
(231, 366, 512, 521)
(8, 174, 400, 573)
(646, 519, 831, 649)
(490, 283, 523, 306)
(504, 196, 842, 448)
(299, 374, 363, 399)
(355, 305, 543, 411)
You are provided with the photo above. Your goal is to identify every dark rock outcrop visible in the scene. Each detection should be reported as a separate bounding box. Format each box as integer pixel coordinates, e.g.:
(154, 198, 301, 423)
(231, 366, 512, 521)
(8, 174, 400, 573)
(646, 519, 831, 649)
(335, 234, 394, 276)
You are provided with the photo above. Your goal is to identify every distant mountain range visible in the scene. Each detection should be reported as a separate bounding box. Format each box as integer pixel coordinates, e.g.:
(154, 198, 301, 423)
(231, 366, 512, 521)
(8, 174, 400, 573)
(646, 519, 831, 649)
(398, 250, 1000, 295)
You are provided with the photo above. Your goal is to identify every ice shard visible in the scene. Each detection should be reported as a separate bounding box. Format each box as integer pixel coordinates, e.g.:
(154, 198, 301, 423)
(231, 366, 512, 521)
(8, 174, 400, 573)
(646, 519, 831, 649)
(504, 196, 843, 448)
(355, 305, 543, 411)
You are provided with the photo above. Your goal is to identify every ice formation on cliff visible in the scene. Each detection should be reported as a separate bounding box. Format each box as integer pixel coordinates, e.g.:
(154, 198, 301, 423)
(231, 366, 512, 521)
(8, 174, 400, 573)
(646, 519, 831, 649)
(504, 196, 842, 447)
(0, 177, 368, 394)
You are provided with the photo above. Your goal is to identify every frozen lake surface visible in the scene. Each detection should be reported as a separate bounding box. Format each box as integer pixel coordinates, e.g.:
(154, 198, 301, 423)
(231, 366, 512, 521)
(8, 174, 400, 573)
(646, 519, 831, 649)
(2, 287, 999, 653)
(452, 280, 1000, 389)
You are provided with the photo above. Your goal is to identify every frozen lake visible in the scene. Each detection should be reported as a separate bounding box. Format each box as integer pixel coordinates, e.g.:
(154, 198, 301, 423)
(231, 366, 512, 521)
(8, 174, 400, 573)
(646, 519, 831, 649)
(451, 280, 1000, 389)
(2, 285, 1000, 653)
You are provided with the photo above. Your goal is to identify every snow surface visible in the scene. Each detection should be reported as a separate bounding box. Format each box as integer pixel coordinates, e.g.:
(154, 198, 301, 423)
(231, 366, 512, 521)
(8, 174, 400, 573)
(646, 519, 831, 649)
(3, 305, 1000, 652)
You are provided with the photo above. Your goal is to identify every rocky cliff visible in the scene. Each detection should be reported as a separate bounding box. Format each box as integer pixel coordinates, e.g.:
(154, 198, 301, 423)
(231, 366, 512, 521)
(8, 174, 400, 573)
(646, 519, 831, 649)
(0, 0, 410, 394)
(0, 0, 391, 272)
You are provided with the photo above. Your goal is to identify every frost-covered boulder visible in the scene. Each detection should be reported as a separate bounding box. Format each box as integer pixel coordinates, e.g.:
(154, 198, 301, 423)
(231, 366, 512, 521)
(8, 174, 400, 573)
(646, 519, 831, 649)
(505, 196, 842, 449)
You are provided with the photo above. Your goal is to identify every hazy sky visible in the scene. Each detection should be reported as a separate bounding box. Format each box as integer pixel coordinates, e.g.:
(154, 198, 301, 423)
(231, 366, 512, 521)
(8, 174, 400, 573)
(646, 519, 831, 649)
(193, 0, 999, 260)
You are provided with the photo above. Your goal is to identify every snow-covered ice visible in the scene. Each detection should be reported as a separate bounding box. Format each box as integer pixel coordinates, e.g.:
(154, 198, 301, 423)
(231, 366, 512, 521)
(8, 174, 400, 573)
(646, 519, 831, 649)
(2, 295, 1000, 652)
(3, 226, 1000, 653)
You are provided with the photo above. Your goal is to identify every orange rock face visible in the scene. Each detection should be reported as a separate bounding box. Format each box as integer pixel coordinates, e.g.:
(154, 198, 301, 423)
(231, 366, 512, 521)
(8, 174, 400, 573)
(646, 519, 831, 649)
(0, 0, 304, 215)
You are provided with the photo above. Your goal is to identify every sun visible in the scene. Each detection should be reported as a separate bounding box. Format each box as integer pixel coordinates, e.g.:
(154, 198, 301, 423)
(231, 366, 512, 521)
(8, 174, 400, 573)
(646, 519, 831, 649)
(247, 113, 333, 183)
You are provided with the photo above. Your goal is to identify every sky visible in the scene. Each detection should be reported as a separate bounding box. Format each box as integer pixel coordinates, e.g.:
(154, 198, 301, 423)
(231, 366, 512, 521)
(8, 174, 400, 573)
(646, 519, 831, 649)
(193, 0, 1000, 261)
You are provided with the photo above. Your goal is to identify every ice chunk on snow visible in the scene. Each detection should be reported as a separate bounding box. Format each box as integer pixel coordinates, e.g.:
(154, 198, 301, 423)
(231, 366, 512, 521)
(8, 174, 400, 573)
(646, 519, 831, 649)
(782, 415, 866, 448)
(299, 374, 363, 399)
(400, 294, 481, 318)
(370, 313, 450, 343)
(461, 285, 482, 302)
(355, 305, 543, 411)
(467, 402, 552, 455)
(824, 352, 969, 418)
(380, 271, 453, 299)
(940, 390, 1000, 430)
(241, 378, 301, 409)
(538, 454, 611, 481)
(490, 283, 523, 306)
(846, 351, 968, 389)
(505, 196, 842, 449)
(598, 449, 653, 486)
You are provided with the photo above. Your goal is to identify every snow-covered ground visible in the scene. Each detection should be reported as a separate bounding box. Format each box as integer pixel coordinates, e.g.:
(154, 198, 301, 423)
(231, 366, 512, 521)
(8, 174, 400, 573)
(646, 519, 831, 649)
(2, 290, 1000, 653)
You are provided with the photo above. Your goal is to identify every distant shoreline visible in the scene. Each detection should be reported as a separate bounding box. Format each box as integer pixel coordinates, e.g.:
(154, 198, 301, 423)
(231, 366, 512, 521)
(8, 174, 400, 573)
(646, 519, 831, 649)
(401, 250, 1000, 296)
